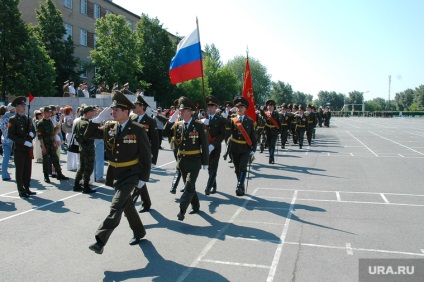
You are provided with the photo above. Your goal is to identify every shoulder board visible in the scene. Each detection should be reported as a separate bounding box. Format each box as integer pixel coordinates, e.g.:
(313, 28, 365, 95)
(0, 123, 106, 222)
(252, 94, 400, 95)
(132, 121, 145, 128)
(195, 120, 203, 124)
(129, 113, 138, 120)
(105, 120, 118, 127)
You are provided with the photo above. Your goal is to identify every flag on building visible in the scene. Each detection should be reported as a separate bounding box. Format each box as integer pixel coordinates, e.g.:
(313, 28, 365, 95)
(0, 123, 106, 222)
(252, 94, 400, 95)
(169, 27, 203, 84)
(242, 56, 256, 123)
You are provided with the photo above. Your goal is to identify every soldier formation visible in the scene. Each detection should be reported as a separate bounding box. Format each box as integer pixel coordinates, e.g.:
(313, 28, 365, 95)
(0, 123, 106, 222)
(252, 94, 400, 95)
(0, 92, 329, 255)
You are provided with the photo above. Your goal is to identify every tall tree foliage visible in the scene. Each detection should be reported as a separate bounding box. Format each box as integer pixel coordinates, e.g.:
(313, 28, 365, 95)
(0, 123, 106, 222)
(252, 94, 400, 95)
(35, 0, 78, 96)
(19, 26, 56, 97)
(0, 0, 28, 101)
(270, 81, 293, 105)
(292, 91, 313, 106)
(203, 44, 238, 104)
(135, 14, 175, 104)
(91, 14, 140, 89)
(226, 55, 271, 105)
(318, 91, 346, 110)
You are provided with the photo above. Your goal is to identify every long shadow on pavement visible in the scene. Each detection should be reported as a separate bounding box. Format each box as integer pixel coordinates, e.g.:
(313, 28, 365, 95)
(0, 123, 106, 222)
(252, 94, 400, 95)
(103, 240, 229, 282)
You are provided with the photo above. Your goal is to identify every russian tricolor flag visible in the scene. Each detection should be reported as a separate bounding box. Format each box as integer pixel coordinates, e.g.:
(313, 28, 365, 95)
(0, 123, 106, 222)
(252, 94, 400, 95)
(169, 28, 203, 84)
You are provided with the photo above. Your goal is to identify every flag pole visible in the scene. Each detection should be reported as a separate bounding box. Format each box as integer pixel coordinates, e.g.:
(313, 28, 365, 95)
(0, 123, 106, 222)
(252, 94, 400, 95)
(196, 17, 207, 111)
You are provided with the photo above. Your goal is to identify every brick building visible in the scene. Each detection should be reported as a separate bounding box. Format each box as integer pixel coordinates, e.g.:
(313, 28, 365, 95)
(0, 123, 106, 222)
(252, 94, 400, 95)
(19, 0, 141, 84)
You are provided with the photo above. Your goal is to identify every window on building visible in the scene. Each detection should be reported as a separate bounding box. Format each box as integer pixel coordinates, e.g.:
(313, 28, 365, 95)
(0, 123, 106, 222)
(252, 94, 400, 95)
(94, 4, 101, 19)
(106, 9, 111, 15)
(64, 24, 73, 40)
(64, 0, 72, 9)
(80, 0, 87, 15)
(80, 29, 87, 46)
(127, 19, 133, 30)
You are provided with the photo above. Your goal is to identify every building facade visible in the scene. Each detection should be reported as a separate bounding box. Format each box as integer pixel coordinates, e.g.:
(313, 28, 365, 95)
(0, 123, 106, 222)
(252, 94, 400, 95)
(19, 0, 140, 84)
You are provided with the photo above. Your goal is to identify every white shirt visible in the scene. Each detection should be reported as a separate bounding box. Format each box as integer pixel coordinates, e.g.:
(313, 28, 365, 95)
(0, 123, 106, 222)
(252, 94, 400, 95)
(69, 85, 76, 96)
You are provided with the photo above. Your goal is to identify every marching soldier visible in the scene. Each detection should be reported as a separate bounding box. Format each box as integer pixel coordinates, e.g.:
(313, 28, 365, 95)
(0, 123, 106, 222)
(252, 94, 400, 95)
(295, 105, 308, 149)
(167, 99, 183, 194)
(262, 100, 281, 164)
(132, 95, 159, 213)
(7, 97, 36, 197)
(279, 103, 290, 149)
(37, 106, 69, 183)
(229, 96, 257, 196)
(63, 80, 70, 97)
(163, 96, 209, 221)
(289, 104, 298, 145)
(306, 104, 317, 145)
(86, 91, 151, 254)
(255, 104, 266, 153)
(203, 96, 226, 195)
(222, 101, 234, 163)
(73, 106, 96, 194)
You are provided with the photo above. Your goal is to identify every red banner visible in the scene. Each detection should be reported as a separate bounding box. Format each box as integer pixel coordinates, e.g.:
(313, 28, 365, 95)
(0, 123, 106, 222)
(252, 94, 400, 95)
(29, 92, 34, 103)
(242, 57, 256, 123)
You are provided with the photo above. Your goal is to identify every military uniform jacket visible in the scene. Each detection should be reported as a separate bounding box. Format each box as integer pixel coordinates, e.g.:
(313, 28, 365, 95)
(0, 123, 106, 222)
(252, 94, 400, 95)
(230, 116, 257, 154)
(164, 119, 209, 171)
(307, 112, 317, 128)
(133, 114, 159, 165)
(256, 111, 266, 129)
(37, 118, 55, 144)
(74, 117, 94, 150)
(262, 110, 281, 135)
(85, 119, 151, 187)
(8, 114, 35, 152)
(295, 114, 309, 131)
(205, 114, 225, 148)
(279, 112, 291, 129)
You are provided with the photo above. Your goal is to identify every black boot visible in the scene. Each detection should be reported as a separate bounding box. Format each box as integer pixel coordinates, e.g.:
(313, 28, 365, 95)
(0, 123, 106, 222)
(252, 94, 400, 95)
(236, 172, 247, 196)
(210, 180, 217, 194)
(73, 179, 83, 191)
(44, 173, 50, 183)
(170, 170, 181, 194)
(57, 171, 69, 180)
(204, 171, 216, 196)
(260, 144, 264, 153)
(83, 181, 96, 194)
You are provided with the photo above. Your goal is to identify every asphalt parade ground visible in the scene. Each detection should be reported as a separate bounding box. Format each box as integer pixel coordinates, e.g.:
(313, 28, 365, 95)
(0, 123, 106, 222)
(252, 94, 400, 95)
(1, 117, 424, 282)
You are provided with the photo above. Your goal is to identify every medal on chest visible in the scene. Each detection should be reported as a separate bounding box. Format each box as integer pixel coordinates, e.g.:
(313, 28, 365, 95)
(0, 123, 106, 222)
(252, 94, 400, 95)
(188, 127, 199, 144)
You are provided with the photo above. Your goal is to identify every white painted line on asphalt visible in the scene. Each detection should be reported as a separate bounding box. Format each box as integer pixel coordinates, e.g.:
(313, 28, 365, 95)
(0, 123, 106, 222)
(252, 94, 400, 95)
(284, 241, 424, 257)
(346, 130, 378, 156)
(1, 195, 20, 199)
(336, 192, 341, 202)
(176, 188, 259, 282)
(259, 187, 424, 197)
(421, 249, 424, 254)
(399, 154, 405, 157)
(249, 206, 291, 211)
(260, 197, 424, 207)
(327, 153, 330, 156)
(226, 235, 281, 244)
(201, 259, 270, 269)
(350, 153, 354, 156)
(267, 190, 298, 282)
(237, 220, 283, 226)
(346, 243, 353, 255)
(380, 193, 390, 204)
(369, 131, 424, 156)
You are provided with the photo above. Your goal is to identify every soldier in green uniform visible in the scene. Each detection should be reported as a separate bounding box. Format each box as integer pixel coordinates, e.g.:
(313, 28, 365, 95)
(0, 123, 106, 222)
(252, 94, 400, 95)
(261, 99, 281, 164)
(132, 95, 159, 213)
(289, 104, 298, 145)
(306, 104, 317, 145)
(37, 106, 69, 183)
(279, 103, 290, 149)
(163, 96, 209, 221)
(203, 96, 226, 195)
(73, 106, 96, 193)
(222, 101, 234, 162)
(86, 92, 152, 254)
(7, 97, 36, 197)
(229, 97, 257, 196)
(167, 99, 183, 194)
(295, 105, 309, 149)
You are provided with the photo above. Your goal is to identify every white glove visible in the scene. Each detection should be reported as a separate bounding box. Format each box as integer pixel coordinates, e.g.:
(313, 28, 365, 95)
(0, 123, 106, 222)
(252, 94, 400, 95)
(221, 112, 228, 118)
(169, 109, 180, 123)
(202, 118, 209, 125)
(137, 180, 145, 188)
(29, 132, 35, 138)
(231, 107, 237, 112)
(208, 144, 214, 153)
(202, 165, 208, 170)
(260, 106, 264, 110)
(92, 107, 112, 123)
(24, 141, 33, 147)
(250, 151, 255, 158)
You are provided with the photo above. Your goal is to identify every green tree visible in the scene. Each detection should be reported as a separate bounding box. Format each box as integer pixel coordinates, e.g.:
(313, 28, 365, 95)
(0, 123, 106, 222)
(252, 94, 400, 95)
(226, 55, 271, 105)
(18, 26, 56, 97)
(203, 44, 238, 105)
(35, 0, 78, 96)
(292, 91, 313, 107)
(0, 0, 28, 101)
(414, 85, 424, 110)
(318, 91, 346, 110)
(365, 97, 385, 111)
(91, 14, 140, 90)
(394, 88, 414, 111)
(270, 81, 293, 106)
(346, 91, 364, 110)
(135, 14, 175, 105)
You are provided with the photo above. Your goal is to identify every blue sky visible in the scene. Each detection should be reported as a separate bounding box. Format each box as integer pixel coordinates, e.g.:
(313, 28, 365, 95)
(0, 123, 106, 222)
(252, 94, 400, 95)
(114, 0, 423, 101)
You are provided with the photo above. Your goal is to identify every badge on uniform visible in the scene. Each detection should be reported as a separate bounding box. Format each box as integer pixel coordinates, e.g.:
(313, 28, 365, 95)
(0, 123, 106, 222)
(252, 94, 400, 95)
(189, 128, 199, 144)
(123, 134, 137, 144)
